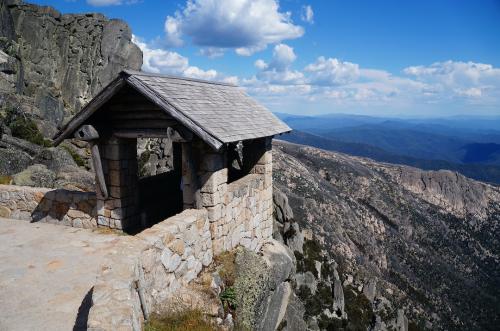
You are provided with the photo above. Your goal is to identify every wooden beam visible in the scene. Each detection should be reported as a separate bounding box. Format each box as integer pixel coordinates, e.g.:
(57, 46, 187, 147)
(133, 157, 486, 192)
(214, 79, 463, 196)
(108, 111, 173, 121)
(74, 124, 100, 141)
(90, 142, 108, 199)
(111, 119, 177, 129)
(107, 104, 164, 113)
(113, 128, 192, 142)
(114, 129, 169, 139)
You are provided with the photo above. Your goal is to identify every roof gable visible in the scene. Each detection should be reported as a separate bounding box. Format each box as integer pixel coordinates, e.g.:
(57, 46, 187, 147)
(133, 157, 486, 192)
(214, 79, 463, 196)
(53, 70, 291, 150)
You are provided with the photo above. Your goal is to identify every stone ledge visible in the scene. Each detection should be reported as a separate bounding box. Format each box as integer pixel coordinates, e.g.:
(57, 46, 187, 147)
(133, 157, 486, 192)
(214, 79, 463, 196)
(0, 184, 97, 228)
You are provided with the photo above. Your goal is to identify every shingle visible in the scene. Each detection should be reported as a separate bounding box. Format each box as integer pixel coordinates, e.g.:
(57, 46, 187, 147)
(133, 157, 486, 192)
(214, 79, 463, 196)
(125, 71, 291, 145)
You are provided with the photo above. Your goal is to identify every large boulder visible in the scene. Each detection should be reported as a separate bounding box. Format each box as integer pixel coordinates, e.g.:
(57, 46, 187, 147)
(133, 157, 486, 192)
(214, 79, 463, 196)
(12, 164, 56, 187)
(233, 240, 301, 331)
(1, 1, 142, 134)
(0, 0, 142, 185)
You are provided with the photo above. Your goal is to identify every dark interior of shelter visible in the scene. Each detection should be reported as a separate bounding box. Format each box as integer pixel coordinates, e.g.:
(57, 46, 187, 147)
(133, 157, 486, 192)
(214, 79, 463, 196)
(137, 143, 183, 230)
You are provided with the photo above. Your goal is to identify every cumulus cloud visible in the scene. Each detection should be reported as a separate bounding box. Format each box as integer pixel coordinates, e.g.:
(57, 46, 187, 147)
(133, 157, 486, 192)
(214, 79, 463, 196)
(164, 0, 304, 55)
(132, 35, 237, 82)
(301, 5, 314, 24)
(198, 47, 225, 58)
(403, 61, 500, 99)
(132, 31, 500, 113)
(244, 55, 500, 113)
(86, 0, 138, 6)
(305, 57, 360, 85)
(254, 44, 304, 84)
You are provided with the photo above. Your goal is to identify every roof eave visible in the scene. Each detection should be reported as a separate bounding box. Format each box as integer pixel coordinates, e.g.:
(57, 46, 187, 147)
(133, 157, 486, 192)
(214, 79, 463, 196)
(125, 74, 224, 151)
(52, 74, 127, 146)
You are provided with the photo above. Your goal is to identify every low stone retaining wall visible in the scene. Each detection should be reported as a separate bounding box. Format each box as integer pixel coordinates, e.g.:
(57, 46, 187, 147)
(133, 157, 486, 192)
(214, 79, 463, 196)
(0, 184, 97, 228)
(88, 209, 212, 331)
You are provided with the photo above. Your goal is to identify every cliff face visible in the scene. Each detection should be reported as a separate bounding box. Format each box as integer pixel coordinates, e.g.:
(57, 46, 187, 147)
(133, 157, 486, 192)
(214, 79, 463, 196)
(273, 140, 500, 330)
(0, 0, 142, 135)
(0, 0, 142, 189)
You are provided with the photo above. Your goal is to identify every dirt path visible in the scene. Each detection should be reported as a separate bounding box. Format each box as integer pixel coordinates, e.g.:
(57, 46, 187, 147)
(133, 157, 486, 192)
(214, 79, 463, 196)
(0, 218, 123, 331)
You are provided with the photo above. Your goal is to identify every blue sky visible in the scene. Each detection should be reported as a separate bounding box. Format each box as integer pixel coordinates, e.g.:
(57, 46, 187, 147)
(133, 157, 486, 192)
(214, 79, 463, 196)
(30, 0, 500, 117)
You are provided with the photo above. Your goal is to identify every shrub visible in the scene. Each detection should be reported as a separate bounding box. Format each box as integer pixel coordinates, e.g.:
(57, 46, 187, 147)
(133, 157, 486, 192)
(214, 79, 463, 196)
(219, 287, 238, 311)
(3, 107, 52, 147)
(61, 145, 86, 167)
(344, 286, 375, 330)
(295, 239, 323, 277)
(144, 309, 216, 331)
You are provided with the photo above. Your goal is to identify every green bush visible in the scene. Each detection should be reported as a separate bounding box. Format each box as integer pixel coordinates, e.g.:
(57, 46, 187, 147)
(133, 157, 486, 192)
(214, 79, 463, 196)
(219, 287, 238, 311)
(61, 145, 86, 167)
(3, 107, 52, 147)
(295, 239, 323, 277)
(344, 286, 375, 330)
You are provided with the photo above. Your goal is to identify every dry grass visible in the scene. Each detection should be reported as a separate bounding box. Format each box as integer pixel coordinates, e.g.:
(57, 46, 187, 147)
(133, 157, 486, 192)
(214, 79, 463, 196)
(213, 250, 237, 286)
(144, 309, 216, 331)
(92, 227, 127, 236)
(0, 175, 12, 185)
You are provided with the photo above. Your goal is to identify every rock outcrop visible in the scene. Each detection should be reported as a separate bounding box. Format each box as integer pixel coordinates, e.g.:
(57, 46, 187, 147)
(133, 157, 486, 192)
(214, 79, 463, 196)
(0, 0, 142, 189)
(233, 241, 305, 331)
(0, 0, 142, 135)
(273, 140, 500, 331)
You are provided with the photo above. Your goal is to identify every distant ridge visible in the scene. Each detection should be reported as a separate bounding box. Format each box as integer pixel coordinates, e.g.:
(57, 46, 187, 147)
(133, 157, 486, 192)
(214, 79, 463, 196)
(280, 130, 500, 185)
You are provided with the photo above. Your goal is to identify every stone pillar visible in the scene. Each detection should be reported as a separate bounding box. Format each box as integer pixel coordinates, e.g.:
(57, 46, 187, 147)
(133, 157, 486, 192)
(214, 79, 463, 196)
(250, 137, 273, 240)
(181, 142, 198, 209)
(198, 145, 227, 255)
(96, 136, 139, 231)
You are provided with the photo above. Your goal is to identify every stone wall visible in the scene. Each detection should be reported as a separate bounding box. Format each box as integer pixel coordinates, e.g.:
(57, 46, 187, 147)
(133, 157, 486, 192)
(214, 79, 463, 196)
(216, 174, 273, 252)
(96, 136, 139, 231)
(201, 137, 274, 255)
(0, 184, 96, 228)
(88, 209, 212, 330)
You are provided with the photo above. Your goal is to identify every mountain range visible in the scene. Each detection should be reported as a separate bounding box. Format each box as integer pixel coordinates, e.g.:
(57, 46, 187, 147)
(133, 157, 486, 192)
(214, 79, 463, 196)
(276, 113, 500, 185)
(273, 139, 500, 330)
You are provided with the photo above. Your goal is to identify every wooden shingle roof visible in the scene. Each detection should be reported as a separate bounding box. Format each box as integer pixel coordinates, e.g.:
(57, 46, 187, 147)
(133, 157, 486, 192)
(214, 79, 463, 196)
(53, 70, 291, 150)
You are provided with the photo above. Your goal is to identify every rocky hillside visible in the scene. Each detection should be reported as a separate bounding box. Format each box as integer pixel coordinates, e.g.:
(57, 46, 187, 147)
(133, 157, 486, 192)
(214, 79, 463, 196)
(273, 140, 500, 330)
(0, 0, 141, 189)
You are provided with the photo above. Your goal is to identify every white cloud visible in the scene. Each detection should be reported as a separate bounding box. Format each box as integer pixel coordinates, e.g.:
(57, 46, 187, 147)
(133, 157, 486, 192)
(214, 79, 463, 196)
(132, 35, 237, 82)
(164, 16, 184, 47)
(254, 59, 268, 70)
(254, 44, 304, 84)
(301, 5, 314, 24)
(198, 47, 225, 58)
(403, 60, 500, 100)
(305, 57, 360, 85)
(131, 32, 500, 115)
(243, 53, 500, 115)
(456, 87, 482, 98)
(164, 0, 304, 55)
(86, 0, 138, 6)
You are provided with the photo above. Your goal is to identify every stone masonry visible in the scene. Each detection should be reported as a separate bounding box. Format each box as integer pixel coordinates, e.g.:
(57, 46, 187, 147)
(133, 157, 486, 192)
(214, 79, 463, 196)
(198, 137, 274, 255)
(88, 209, 212, 330)
(0, 184, 96, 228)
(96, 136, 139, 231)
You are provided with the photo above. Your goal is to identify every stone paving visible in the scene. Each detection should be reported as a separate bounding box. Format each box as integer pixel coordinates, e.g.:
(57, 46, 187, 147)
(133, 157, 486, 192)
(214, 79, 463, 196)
(0, 218, 122, 331)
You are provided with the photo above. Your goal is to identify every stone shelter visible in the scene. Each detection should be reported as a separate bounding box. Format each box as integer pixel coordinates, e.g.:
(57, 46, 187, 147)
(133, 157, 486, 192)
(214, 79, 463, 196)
(52, 70, 290, 253)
